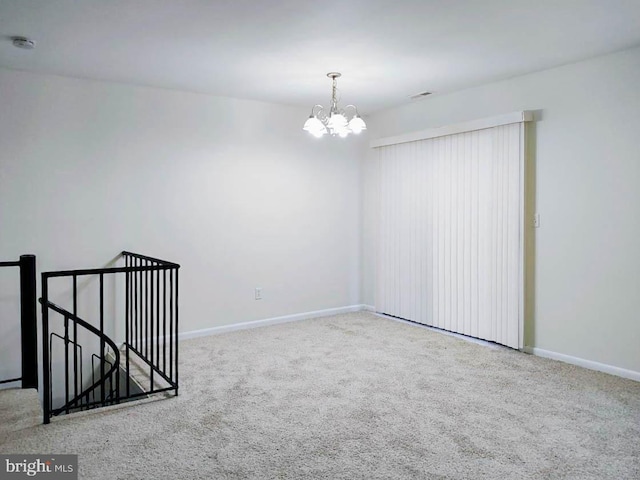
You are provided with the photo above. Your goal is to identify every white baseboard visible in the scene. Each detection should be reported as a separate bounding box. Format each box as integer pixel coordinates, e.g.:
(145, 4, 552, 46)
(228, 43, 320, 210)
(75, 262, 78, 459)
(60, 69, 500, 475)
(179, 304, 369, 341)
(0, 379, 21, 391)
(362, 304, 375, 312)
(523, 346, 640, 382)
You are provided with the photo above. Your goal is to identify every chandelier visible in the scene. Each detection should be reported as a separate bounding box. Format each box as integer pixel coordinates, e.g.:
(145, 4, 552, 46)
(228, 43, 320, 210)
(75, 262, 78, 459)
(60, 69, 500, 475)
(303, 72, 366, 138)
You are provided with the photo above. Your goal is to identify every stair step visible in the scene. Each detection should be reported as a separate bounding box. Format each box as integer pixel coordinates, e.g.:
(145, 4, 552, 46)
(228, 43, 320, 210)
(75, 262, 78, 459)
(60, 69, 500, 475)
(106, 346, 156, 393)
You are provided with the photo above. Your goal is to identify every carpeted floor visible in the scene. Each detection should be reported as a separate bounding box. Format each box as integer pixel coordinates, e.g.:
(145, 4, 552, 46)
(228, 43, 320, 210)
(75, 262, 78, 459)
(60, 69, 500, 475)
(1, 312, 639, 479)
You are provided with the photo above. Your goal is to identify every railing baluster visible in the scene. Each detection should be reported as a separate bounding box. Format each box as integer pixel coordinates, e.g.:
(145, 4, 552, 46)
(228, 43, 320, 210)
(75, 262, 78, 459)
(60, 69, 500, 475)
(134, 256, 138, 353)
(163, 269, 166, 374)
(175, 268, 179, 395)
(115, 346, 120, 404)
(125, 255, 130, 398)
(73, 275, 78, 404)
(64, 314, 70, 414)
(78, 345, 83, 410)
(135, 257, 138, 353)
(139, 257, 142, 353)
(49, 333, 54, 415)
(141, 260, 144, 358)
(156, 266, 160, 375)
(91, 355, 96, 404)
(99, 273, 105, 406)
(169, 269, 173, 382)
(145, 260, 149, 360)
(150, 261, 154, 391)
(41, 273, 51, 424)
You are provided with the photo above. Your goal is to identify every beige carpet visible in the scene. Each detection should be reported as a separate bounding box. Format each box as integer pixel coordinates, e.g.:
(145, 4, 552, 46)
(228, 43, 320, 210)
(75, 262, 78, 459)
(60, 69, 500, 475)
(1, 312, 639, 479)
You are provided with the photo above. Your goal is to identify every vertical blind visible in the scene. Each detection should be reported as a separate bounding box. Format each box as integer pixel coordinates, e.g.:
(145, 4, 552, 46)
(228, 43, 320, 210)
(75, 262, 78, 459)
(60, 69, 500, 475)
(374, 122, 524, 349)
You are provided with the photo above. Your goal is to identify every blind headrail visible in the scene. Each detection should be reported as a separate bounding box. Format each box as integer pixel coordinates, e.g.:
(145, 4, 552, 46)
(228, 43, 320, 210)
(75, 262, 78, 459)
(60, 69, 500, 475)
(370, 110, 534, 148)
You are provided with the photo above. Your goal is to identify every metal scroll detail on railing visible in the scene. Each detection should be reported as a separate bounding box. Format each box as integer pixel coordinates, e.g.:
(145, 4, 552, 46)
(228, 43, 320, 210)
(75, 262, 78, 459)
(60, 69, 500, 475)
(40, 251, 180, 424)
(41, 300, 121, 416)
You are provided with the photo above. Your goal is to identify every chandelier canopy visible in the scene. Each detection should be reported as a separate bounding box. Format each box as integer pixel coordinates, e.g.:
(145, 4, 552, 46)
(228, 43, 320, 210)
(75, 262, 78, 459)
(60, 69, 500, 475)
(303, 72, 366, 138)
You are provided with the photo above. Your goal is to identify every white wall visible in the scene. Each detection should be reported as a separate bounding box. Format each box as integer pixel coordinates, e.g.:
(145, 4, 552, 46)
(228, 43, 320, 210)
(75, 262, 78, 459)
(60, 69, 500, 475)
(0, 68, 366, 381)
(3, 45, 638, 383)
(363, 46, 640, 373)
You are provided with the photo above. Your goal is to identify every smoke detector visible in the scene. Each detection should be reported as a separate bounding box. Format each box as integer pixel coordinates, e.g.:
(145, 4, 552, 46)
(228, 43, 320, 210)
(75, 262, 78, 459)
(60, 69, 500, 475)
(11, 36, 36, 50)
(409, 91, 432, 100)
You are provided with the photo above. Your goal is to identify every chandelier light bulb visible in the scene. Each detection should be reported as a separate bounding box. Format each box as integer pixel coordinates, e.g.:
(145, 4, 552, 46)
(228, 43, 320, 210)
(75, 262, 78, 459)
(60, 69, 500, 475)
(303, 73, 366, 138)
(303, 116, 327, 137)
(303, 116, 315, 132)
(327, 113, 347, 130)
(348, 115, 367, 134)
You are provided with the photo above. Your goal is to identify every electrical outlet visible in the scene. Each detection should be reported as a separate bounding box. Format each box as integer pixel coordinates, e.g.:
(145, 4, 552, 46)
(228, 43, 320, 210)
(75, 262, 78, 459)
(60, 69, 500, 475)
(255, 287, 262, 300)
(534, 213, 540, 228)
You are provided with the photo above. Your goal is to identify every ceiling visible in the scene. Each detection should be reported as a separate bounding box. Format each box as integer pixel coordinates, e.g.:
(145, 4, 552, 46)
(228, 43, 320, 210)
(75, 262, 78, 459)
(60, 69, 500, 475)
(1, 0, 640, 114)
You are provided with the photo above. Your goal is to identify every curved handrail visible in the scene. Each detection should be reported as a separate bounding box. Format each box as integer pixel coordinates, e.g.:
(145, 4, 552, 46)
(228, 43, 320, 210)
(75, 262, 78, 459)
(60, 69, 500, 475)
(39, 299, 121, 415)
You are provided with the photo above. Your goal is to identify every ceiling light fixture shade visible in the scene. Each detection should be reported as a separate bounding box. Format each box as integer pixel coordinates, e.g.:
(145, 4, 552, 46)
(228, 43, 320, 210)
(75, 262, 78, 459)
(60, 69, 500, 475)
(348, 115, 366, 134)
(303, 113, 327, 137)
(303, 73, 366, 138)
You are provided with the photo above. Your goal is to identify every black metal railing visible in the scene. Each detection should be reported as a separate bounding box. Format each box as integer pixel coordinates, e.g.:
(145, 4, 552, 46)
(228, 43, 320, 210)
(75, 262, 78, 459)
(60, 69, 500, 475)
(40, 251, 179, 424)
(43, 300, 121, 417)
(0, 254, 38, 389)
